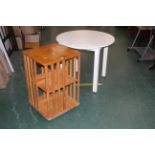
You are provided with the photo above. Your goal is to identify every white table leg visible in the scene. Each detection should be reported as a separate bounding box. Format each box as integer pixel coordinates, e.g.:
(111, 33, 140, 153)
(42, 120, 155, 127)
(92, 48, 100, 93)
(102, 47, 109, 77)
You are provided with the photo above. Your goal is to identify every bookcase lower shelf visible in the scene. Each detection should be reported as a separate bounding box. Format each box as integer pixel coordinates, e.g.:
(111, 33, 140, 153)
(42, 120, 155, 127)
(31, 92, 80, 120)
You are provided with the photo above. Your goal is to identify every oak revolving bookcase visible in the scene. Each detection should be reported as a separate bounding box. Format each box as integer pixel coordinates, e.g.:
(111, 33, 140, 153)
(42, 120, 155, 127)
(23, 43, 80, 120)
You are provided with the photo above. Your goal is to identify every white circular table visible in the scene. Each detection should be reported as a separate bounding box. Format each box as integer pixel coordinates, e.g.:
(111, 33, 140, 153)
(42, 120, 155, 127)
(56, 30, 115, 93)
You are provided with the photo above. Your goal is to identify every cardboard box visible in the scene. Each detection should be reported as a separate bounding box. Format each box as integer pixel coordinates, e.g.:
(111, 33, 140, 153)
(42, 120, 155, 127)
(20, 26, 38, 35)
(14, 26, 41, 49)
(24, 33, 40, 49)
(25, 33, 40, 43)
(16, 36, 23, 50)
(0, 55, 10, 89)
(13, 26, 22, 36)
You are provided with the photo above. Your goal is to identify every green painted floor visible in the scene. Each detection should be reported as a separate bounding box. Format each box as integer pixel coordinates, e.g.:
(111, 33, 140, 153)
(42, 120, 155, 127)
(1, 26, 155, 128)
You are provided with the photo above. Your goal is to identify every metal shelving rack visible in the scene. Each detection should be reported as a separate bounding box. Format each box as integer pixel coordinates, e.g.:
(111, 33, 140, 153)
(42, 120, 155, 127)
(127, 26, 155, 61)
(0, 26, 17, 57)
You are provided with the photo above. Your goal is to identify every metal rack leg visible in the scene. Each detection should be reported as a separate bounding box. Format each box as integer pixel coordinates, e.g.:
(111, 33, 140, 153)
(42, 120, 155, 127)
(138, 34, 154, 61)
(149, 62, 155, 70)
(127, 28, 141, 51)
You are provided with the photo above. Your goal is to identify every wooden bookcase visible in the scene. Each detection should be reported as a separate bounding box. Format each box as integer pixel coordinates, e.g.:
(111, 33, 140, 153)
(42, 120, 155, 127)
(23, 43, 80, 120)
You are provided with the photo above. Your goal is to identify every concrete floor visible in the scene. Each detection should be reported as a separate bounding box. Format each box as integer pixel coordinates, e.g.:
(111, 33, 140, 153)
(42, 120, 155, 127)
(1, 26, 155, 128)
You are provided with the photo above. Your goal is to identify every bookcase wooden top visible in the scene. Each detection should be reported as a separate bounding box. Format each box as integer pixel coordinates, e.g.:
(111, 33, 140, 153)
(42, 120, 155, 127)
(23, 43, 80, 65)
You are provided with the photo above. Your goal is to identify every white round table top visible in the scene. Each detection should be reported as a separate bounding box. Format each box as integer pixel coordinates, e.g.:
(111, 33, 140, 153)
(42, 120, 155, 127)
(56, 30, 115, 50)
